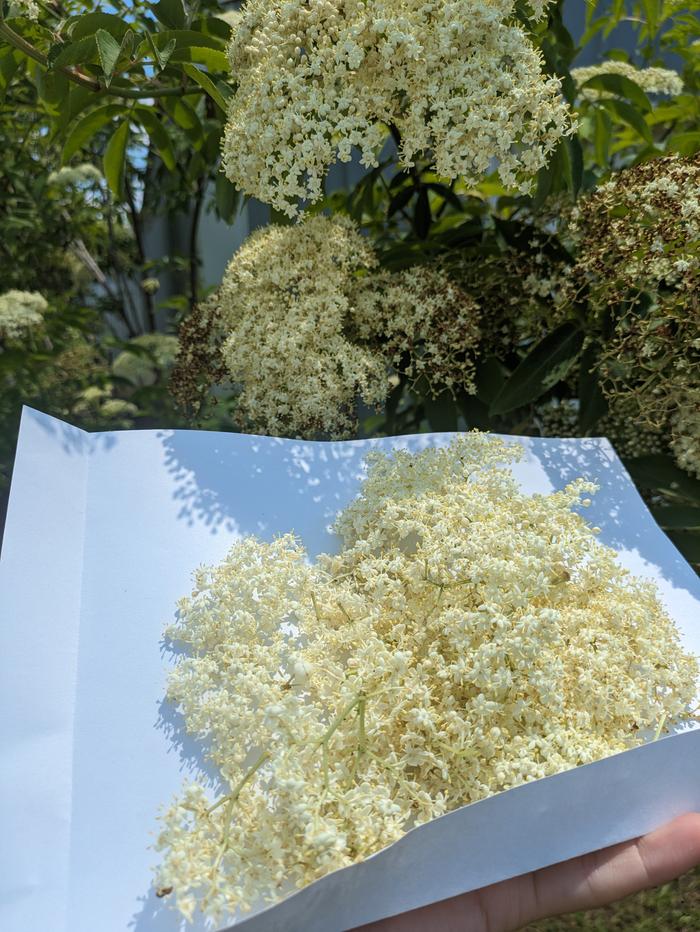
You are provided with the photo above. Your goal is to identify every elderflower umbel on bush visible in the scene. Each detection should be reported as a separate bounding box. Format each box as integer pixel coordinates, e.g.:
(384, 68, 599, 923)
(565, 156, 700, 475)
(572, 61, 684, 98)
(211, 214, 386, 438)
(351, 263, 480, 396)
(155, 434, 697, 923)
(172, 215, 481, 437)
(0, 290, 47, 340)
(222, 0, 572, 215)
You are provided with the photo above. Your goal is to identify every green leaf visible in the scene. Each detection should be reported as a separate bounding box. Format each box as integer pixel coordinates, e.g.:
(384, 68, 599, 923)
(625, 455, 700, 503)
(665, 132, 700, 156)
(154, 0, 186, 29)
(578, 342, 608, 433)
(133, 107, 176, 171)
(170, 46, 229, 71)
(651, 506, 700, 530)
(70, 13, 131, 42)
(52, 36, 98, 69)
(158, 38, 178, 70)
(182, 62, 228, 111)
(666, 531, 700, 565)
(489, 323, 585, 416)
(0, 50, 23, 101)
(95, 28, 121, 86)
(145, 30, 165, 71)
(414, 187, 431, 239)
(475, 356, 507, 406)
(136, 30, 223, 58)
(593, 106, 612, 165)
(103, 119, 129, 199)
(599, 98, 653, 144)
(423, 391, 459, 432)
(214, 173, 240, 223)
(563, 135, 584, 198)
(580, 73, 652, 112)
(62, 104, 125, 163)
(387, 185, 414, 218)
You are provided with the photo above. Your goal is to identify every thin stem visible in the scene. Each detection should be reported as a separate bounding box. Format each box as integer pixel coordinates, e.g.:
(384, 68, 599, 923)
(188, 175, 205, 312)
(206, 749, 271, 817)
(124, 174, 155, 330)
(654, 713, 668, 741)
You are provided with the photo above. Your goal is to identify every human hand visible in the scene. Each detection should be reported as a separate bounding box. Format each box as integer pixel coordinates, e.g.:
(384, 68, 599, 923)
(353, 813, 700, 932)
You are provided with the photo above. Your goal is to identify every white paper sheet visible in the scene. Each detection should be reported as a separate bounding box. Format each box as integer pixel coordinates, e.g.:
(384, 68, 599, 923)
(1, 406, 698, 932)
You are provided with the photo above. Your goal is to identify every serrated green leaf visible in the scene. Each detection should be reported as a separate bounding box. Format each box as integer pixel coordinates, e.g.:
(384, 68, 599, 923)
(159, 38, 178, 70)
(52, 36, 98, 69)
(62, 104, 125, 162)
(154, 0, 186, 29)
(170, 46, 229, 71)
(182, 62, 228, 111)
(489, 323, 585, 416)
(103, 119, 129, 199)
(599, 97, 653, 144)
(95, 28, 121, 86)
(70, 12, 131, 42)
(580, 73, 652, 112)
(136, 30, 223, 58)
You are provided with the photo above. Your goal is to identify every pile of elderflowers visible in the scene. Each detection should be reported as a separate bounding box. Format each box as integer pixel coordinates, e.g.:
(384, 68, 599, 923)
(155, 434, 698, 923)
(222, 0, 572, 215)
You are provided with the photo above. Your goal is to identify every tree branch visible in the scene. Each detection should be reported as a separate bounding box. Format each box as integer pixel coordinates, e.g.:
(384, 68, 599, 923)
(0, 22, 207, 100)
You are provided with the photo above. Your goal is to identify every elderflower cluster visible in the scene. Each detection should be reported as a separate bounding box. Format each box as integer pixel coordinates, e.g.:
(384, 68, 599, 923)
(564, 157, 700, 474)
(222, 0, 572, 215)
(210, 215, 387, 438)
(173, 215, 482, 437)
(351, 263, 480, 395)
(155, 434, 698, 923)
(0, 290, 47, 340)
(47, 164, 103, 187)
(536, 397, 665, 460)
(566, 155, 700, 309)
(572, 61, 684, 98)
(7, 0, 39, 19)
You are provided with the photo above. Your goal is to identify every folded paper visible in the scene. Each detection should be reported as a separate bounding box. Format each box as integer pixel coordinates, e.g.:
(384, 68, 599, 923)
(1, 407, 699, 932)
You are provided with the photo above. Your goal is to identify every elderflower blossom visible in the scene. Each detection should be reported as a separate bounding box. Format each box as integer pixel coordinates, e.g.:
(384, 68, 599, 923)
(155, 434, 698, 923)
(572, 61, 684, 98)
(212, 215, 387, 437)
(222, 0, 572, 215)
(47, 164, 103, 187)
(0, 290, 47, 340)
(565, 156, 700, 475)
(172, 216, 482, 437)
(351, 263, 480, 395)
(6, 0, 39, 18)
(112, 334, 179, 387)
